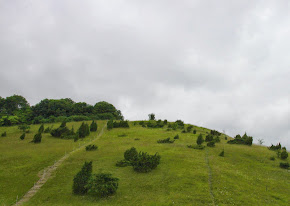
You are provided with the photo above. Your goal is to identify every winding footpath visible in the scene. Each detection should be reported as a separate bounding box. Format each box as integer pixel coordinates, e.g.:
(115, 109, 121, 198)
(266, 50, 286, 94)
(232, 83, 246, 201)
(205, 148, 216, 206)
(14, 124, 106, 206)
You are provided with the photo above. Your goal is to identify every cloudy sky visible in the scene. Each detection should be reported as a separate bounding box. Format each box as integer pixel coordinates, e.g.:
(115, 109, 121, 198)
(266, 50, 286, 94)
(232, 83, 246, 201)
(0, 0, 289, 147)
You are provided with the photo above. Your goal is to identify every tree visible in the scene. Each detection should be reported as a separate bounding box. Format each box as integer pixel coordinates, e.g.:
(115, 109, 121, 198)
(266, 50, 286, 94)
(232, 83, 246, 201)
(90, 120, 98, 132)
(78, 122, 90, 138)
(196, 134, 204, 145)
(148, 113, 155, 121)
(73, 161, 93, 195)
(38, 124, 44, 133)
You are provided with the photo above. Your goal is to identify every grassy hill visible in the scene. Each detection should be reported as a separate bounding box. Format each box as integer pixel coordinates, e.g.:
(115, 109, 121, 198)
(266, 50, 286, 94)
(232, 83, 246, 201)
(0, 121, 289, 205)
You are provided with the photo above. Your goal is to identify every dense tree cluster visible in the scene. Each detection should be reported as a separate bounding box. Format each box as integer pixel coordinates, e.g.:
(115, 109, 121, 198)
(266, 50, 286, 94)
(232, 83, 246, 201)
(0, 95, 123, 126)
(227, 133, 253, 146)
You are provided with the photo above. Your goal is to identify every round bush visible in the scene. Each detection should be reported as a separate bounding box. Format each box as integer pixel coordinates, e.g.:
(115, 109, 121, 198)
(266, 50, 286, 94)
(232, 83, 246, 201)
(281, 150, 288, 160)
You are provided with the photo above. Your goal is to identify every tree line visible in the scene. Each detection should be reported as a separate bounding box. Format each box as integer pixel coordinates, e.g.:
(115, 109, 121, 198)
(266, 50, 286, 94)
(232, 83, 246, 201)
(0, 95, 123, 126)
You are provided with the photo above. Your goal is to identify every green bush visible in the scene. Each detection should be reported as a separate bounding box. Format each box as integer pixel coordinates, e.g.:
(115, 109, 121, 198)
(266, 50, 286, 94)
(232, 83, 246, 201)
(20, 133, 25, 140)
(124, 147, 138, 162)
(38, 124, 44, 133)
(18, 124, 30, 132)
(118, 133, 127, 137)
(214, 136, 220, 143)
(86, 173, 119, 198)
(44, 127, 51, 133)
(269, 156, 275, 161)
(196, 134, 204, 145)
(31, 133, 42, 143)
(187, 145, 205, 150)
(227, 133, 253, 146)
(90, 120, 98, 132)
(181, 129, 186, 133)
(174, 134, 179, 139)
(73, 161, 93, 195)
(157, 137, 174, 143)
(1, 131, 7, 137)
(132, 152, 161, 173)
(116, 160, 131, 167)
(78, 122, 90, 138)
(107, 119, 113, 130)
(193, 129, 197, 134)
(207, 141, 215, 147)
(225, 136, 228, 140)
(219, 149, 224, 157)
(186, 125, 193, 133)
(85, 144, 98, 151)
(281, 150, 288, 160)
(279, 162, 289, 169)
(205, 134, 213, 142)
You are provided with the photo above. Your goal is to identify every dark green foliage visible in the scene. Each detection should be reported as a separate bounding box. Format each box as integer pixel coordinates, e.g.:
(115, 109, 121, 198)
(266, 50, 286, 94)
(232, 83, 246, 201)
(205, 134, 214, 142)
(174, 134, 179, 139)
(187, 125, 193, 133)
(196, 134, 204, 145)
(117, 133, 127, 137)
(164, 119, 167, 125)
(207, 141, 215, 147)
(148, 113, 155, 121)
(60, 121, 66, 128)
(107, 119, 113, 130)
(90, 120, 98, 132)
(31, 133, 42, 143)
(139, 121, 145, 126)
(269, 156, 275, 161)
(116, 160, 131, 167)
(211, 130, 221, 136)
(279, 162, 289, 169)
(219, 149, 224, 157)
(181, 129, 186, 133)
(281, 150, 288, 160)
(50, 123, 75, 139)
(193, 129, 197, 134)
(113, 120, 130, 128)
(268, 143, 282, 151)
(1, 131, 7, 137)
(146, 120, 164, 128)
(131, 152, 161, 173)
(38, 124, 44, 133)
(134, 138, 140, 140)
(187, 145, 205, 150)
(78, 122, 90, 138)
(157, 137, 174, 143)
(225, 136, 228, 140)
(172, 123, 178, 130)
(20, 133, 25, 140)
(85, 144, 98, 151)
(44, 127, 51, 133)
(86, 173, 119, 198)
(124, 147, 138, 161)
(72, 161, 93, 195)
(175, 120, 184, 127)
(18, 124, 30, 132)
(214, 136, 220, 143)
(227, 133, 253, 146)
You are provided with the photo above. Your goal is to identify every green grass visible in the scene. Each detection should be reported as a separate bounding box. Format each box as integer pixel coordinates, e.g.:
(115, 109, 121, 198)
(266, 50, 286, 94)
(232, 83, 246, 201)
(1, 122, 289, 205)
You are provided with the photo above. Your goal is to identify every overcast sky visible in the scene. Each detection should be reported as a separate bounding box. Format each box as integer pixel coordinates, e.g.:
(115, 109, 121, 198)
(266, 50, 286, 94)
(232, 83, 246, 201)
(0, 0, 289, 147)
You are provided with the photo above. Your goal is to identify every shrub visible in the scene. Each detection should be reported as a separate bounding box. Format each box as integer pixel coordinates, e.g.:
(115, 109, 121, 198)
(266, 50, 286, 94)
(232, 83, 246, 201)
(118, 133, 127, 137)
(205, 134, 213, 142)
(175, 120, 184, 127)
(211, 130, 221, 136)
(86, 173, 119, 198)
(268, 143, 282, 151)
(214, 136, 220, 143)
(181, 129, 186, 133)
(1, 131, 7, 137)
(107, 119, 113, 130)
(279, 162, 289, 169)
(207, 141, 215, 147)
(187, 125, 193, 133)
(164, 119, 167, 125)
(90, 120, 98, 132)
(51, 125, 75, 139)
(225, 136, 228, 140)
(134, 138, 140, 141)
(86, 144, 98, 151)
(219, 149, 224, 157)
(196, 134, 204, 145)
(44, 127, 51, 133)
(116, 160, 131, 167)
(227, 133, 253, 146)
(20, 133, 25, 140)
(78, 122, 90, 138)
(18, 124, 30, 132)
(187, 145, 205, 150)
(60, 121, 66, 128)
(31, 133, 42, 143)
(73, 161, 93, 195)
(148, 113, 155, 121)
(193, 129, 197, 134)
(269, 156, 275, 161)
(157, 137, 174, 143)
(124, 147, 138, 162)
(38, 124, 44, 133)
(132, 152, 161, 173)
(174, 134, 179, 139)
(281, 150, 288, 160)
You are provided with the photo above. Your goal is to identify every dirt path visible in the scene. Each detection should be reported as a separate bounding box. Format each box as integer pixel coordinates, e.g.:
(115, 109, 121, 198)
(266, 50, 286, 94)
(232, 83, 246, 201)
(14, 124, 106, 206)
(205, 148, 216, 206)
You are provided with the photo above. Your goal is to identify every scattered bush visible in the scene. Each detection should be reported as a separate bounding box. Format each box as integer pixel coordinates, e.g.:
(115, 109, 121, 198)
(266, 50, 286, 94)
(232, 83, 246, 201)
(186, 125, 193, 133)
(281, 150, 288, 160)
(219, 149, 224, 157)
(211, 130, 221, 136)
(18, 124, 30, 132)
(225, 136, 228, 140)
(175, 120, 184, 127)
(157, 137, 174, 143)
(86, 144, 98, 151)
(132, 152, 161, 173)
(51, 124, 75, 139)
(86, 173, 119, 198)
(78, 122, 90, 138)
(164, 119, 167, 125)
(196, 134, 204, 145)
(279, 162, 289, 169)
(124, 147, 138, 162)
(214, 136, 220, 143)
(269, 156, 275, 161)
(107, 120, 113, 130)
(181, 129, 186, 133)
(187, 145, 205, 150)
(174, 134, 179, 139)
(20, 133, 25, 140)
(205, 134, 213, 142)
(116, 160, 131, 167)
(227, 133, 253, 146)
(73, 161, 93, 195)
(44, 127, 51, 133)
(193, 129, 197, 134)
(207, 141, 215, 147)
(268, 143, 282, 151)
(38, 124, 44, 133)
(134, 138, 140, 141)
(1, 131, 7, 137)
(90, 120, 98, 132)
(31, 133, 42, 143)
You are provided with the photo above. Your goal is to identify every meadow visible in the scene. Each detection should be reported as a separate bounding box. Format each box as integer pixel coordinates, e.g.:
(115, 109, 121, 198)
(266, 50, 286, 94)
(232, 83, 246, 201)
(0, 121, 289, 205)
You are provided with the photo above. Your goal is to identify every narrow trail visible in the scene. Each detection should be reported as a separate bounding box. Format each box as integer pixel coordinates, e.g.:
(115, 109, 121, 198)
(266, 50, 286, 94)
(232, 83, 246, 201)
(14, 124, 106, 206)
(205, 148, 216, 206)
